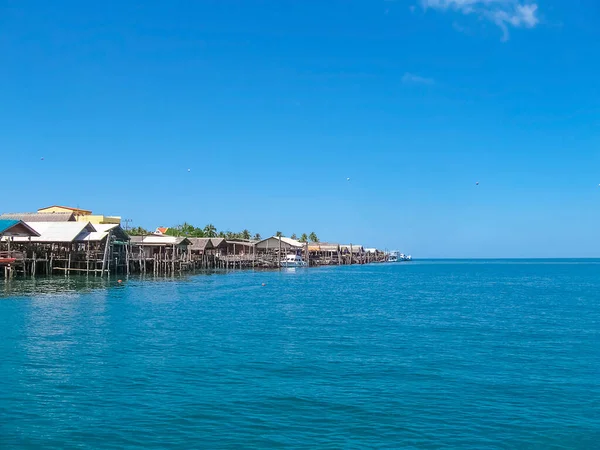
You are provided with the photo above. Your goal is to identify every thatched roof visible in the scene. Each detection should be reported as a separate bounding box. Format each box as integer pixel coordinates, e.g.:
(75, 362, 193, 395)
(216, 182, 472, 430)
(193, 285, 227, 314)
(188, 238, 215, 251)
(226, 240, 256, 248)
(210, 238, 228, 249)
(341, 245, 364, 253)
(309, 243, 340, 252)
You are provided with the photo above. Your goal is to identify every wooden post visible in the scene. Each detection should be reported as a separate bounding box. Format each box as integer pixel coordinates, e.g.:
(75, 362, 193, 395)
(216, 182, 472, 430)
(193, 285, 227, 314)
(67, 251, 72, 276)
(305, 242, 309, 267)
(139, 247, 143, 274)
(86, 239, 90, 275)
(172, 244, 175, 274)
(101, 231, 112, 277)
(278, 236, 282, 269)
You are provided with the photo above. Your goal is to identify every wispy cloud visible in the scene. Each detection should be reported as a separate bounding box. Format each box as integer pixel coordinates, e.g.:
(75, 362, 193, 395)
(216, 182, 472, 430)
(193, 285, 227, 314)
(420, 0, 540, 40)
(402, 72, 435, 85)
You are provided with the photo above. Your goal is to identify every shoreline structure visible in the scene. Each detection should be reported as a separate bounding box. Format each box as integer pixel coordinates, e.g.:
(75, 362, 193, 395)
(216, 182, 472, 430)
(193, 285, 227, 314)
(1, 205, 392, 279)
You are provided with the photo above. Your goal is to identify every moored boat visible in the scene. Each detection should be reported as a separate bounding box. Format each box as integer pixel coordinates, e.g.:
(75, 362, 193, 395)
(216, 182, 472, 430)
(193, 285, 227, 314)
(387, 251, 412, 262)
(280, 254, 307, 268)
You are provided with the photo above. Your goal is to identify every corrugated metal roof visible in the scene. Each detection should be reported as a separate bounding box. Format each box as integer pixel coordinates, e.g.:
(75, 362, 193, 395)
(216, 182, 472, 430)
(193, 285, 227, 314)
(0, 212, 75, 222)
(129, 235, 191, 246)
(0, 220, 41, 237)
(77, 231, 110, 242)
(38, 205, 92, 214)
(279, 237, 304, 247)
(256, 236, 305, 250)
(0, 220, 19, 234)
(10, 222, 97, 243)
(77, 224, 129, 243)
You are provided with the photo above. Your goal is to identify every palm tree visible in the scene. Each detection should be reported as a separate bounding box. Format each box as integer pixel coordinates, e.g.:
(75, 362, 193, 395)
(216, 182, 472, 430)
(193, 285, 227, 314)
(253, 233, 262, 241)
(181, 222, 195, 235)
(127, 226, 148, 236)
(275, 231, 283, 238)
(290, 233, 297, 240)
(190, 227, 205, 237)
(309, 232, 319, 243)
(241, 229, 251, 240)
(299, 233, 308, 243)
(218, 231, 226, 238)
(204, 224, 217, 238)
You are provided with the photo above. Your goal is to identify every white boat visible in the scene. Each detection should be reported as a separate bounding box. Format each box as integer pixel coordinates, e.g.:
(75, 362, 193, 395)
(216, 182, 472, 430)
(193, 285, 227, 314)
(280, 254, 307, 268)
(388, 251, 412, 262)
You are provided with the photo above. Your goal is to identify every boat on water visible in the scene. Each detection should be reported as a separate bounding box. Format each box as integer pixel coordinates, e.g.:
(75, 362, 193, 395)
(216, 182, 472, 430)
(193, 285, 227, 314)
(280, 254, 307, 268)
(387, 251, 412, 262)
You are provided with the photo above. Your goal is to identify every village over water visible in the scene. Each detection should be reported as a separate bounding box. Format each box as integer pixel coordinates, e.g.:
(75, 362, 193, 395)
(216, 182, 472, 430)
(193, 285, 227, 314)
(0, 205, 394, 279)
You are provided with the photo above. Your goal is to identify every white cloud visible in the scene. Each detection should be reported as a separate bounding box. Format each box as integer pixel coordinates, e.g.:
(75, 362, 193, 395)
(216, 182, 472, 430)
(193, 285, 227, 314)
(402, 72, 435, 85)
(420, 0, 540, 40)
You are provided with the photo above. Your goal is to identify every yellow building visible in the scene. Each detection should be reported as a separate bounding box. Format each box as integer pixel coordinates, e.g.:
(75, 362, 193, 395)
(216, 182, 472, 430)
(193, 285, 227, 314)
(37, 205, 121, 225)
(38, 205, 92, 217)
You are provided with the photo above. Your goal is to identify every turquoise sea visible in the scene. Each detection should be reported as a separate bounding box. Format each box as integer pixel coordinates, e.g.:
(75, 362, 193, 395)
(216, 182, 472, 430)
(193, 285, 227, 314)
(1, 260, 599, 449)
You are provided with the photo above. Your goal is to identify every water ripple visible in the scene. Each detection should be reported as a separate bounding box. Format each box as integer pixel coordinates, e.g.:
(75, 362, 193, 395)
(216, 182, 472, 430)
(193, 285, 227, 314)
(1, 262, 600, 448)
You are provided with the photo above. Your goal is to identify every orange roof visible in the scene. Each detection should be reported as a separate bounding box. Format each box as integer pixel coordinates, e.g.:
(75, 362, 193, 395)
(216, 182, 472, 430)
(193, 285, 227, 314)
(156, 227, 169, 234)
(38, 205, 92, 215)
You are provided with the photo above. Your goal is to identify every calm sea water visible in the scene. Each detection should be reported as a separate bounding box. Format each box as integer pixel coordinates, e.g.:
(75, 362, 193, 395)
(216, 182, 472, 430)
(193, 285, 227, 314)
(1, 261, 599, 449)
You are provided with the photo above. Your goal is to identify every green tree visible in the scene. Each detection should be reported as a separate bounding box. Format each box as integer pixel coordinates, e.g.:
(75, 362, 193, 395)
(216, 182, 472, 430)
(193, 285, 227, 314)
(275, 231, 283, 237)
(180, 222, 194, 235)
(127, 226, 148, 236)
(253, 233, 262, 241)
(241, 229, 251, 240)
(218, 231, 226, 238)
(309, 232, 319, 243)
(204, 224, 217, 238)
(299, 233, 308, 243)
(190, 226, 205, 237)
(290, 233, 297, 240)
(165, 227, 181, 237)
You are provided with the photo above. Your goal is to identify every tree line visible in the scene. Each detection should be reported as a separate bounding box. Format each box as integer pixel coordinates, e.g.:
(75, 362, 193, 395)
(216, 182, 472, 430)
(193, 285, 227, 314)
(127, 223, 319, 243)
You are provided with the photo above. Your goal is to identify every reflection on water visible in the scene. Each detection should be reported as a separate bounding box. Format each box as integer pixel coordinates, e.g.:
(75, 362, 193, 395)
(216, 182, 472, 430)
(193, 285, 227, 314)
(2, 263, 600, 448)
(1, 276, 110, 299)
(0, 271, 234, 299)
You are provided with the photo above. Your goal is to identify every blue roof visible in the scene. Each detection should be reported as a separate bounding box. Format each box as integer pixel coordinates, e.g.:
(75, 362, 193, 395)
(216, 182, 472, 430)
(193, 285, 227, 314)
(0, 219, 20, 234)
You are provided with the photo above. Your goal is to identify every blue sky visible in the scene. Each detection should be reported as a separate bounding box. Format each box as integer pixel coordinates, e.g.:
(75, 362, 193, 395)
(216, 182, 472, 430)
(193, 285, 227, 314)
(1, 0, 599, 257)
